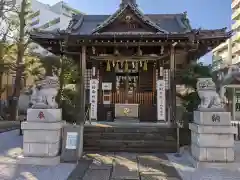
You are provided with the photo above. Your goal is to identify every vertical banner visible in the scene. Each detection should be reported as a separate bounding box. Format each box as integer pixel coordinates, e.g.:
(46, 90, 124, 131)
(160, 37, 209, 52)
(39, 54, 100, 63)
(90, 79, 99, 120)
(157, 80, 166, 121)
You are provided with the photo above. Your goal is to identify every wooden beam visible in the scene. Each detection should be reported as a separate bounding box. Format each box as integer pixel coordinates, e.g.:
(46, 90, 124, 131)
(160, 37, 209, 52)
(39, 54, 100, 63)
(90, 54, 169, 61)
(79, 45, 86, 125)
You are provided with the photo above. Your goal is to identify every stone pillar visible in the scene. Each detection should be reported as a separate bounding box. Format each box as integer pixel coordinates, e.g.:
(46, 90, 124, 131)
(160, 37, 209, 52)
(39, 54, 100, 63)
(189, 110, 237, 169)
(20, 109, 65, 165)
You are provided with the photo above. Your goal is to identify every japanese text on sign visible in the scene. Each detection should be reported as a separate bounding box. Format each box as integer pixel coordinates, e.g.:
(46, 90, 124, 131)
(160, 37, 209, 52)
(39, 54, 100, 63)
(66, 132, 78, 149)
(90, 79, 98, 120)
(157, 80, 166, 121)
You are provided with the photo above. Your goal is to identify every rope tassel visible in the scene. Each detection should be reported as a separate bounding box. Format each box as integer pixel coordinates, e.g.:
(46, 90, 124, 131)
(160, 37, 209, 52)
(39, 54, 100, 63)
(143, 61, 148, 71)
(106, 60, 111, 71)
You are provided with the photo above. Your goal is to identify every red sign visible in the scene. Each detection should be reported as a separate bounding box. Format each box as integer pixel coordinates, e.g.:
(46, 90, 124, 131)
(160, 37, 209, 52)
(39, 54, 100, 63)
(38, 111, 45, 120)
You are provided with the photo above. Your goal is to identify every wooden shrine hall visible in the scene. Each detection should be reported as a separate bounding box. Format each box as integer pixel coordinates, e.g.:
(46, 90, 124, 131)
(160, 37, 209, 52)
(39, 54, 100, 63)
(30, 0, 230, 124)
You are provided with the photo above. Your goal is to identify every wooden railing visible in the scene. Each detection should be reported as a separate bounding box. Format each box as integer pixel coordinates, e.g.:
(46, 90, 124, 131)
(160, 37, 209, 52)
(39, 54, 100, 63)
(111, 91, 155, 104)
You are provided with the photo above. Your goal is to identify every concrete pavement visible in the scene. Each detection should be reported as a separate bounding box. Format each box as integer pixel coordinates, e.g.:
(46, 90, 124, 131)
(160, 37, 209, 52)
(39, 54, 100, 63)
(1, 130, 240, 180)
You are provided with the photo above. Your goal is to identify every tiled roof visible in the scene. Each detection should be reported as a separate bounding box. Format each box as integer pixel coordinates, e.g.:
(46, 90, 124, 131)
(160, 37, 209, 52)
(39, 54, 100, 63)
(67, 13, 190, 35)
(66, 3, 191, 35)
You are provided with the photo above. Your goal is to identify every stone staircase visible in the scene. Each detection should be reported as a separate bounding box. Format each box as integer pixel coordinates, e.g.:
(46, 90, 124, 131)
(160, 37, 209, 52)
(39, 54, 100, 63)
(83, 124, 177, 153)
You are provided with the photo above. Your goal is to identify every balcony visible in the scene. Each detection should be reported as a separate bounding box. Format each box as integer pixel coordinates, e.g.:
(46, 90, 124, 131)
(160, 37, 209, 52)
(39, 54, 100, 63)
(232, 0, 240, 9)
(232, 32, 240, 42)
(232, 20, 240, 30)
(232, 8, 240, 20)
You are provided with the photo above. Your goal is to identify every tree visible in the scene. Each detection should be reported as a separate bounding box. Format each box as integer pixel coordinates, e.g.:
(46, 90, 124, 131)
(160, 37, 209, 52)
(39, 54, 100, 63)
(177, 62, 212, 112)
(0, 0, 19, 104)
(8, 0, 33, 120)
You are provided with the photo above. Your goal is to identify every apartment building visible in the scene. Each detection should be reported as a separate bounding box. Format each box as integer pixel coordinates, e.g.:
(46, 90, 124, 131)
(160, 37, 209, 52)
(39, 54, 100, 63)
(212, 0, 240, 71)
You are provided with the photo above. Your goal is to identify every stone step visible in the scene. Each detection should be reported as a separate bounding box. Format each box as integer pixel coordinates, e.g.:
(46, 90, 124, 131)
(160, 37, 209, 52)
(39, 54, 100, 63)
(83, 126, 177, 153)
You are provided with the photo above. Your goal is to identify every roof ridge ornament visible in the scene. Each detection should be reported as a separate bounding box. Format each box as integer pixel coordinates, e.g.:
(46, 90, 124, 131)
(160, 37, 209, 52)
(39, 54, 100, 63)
(91, 2, 169, 34)
(120, 0, 137, 8)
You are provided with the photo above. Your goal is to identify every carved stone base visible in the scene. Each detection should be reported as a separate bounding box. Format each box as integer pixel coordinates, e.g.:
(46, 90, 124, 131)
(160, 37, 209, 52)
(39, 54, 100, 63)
(189, 111, 237, 168)
(27, 109, 62, 122)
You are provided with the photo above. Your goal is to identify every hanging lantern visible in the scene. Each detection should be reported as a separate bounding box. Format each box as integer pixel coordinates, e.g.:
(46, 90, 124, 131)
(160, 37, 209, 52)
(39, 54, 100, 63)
(106, 60, 111, 71)
(143, 60, 148, 71)
(124, 60, 128, 72)
(112, 61, 115, 67)
(140, 61, 143, 67)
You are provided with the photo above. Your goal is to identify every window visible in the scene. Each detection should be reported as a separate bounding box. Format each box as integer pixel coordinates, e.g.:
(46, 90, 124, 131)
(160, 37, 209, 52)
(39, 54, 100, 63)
(29, 10, 40, 19)
(30, 19, 39, 26)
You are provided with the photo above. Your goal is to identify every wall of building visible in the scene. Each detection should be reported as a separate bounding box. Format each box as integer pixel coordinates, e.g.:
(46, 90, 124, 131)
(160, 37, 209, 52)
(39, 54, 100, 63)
(212, 0, 240, 71)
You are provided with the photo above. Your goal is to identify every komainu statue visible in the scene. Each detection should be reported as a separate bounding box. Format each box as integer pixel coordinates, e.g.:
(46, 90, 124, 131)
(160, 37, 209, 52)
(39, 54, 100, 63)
(197, 78, 224, 110)
(30, 76, 59, 109)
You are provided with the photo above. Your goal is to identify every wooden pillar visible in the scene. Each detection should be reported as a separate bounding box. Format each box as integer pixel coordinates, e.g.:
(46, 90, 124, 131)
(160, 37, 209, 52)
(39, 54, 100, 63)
(170, 45, 176, 123)
(78, 45, 86, 124)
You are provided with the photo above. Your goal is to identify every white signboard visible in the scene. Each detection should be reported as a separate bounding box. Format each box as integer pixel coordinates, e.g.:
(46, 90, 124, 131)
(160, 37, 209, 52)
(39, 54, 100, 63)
(90, 79, 99, 120)
(157, 80, 166, 121)
(66, 132, 78, 149)
(102, 82, 112, 90)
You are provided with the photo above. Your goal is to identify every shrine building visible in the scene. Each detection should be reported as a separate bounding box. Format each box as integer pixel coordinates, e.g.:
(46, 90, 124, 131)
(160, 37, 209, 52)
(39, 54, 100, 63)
(30, 0, 230, 124)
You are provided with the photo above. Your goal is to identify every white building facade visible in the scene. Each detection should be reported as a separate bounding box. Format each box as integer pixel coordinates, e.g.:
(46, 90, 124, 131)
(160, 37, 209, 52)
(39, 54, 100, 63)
(212, 0, 240, 71)
(28, 0, 84, 54)
(30, 1, 83, 31)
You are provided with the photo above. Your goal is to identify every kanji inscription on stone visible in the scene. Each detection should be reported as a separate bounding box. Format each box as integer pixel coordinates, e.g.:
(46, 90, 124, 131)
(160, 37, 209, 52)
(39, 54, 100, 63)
(38, 111, 45, 120)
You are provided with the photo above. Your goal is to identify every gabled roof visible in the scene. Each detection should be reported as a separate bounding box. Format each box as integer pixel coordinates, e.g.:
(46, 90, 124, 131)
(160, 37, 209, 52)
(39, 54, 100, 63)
(66, 13, 191, 35)
(91, 2, 168, 34)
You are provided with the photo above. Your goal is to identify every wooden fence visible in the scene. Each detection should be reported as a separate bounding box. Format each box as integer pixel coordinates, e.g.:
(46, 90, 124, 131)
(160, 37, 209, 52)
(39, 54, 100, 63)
(111, 91, 155, 104)
(232, 121, 240, 141)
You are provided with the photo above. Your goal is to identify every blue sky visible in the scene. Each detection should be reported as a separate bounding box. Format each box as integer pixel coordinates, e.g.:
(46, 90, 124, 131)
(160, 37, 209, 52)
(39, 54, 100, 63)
(40, 0, 232, 64)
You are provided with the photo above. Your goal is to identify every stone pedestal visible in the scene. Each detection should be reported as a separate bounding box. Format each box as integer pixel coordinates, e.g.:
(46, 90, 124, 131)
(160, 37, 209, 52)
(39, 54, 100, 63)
(20, 109, 64, 166)
(189, 111, 238, 169)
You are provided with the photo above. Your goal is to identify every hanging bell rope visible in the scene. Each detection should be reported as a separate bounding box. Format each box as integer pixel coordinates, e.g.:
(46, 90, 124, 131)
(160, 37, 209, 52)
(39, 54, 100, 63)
(143, 60, 148, 71)
(106, 60, 111, 71)
(124, 60, 128, 72)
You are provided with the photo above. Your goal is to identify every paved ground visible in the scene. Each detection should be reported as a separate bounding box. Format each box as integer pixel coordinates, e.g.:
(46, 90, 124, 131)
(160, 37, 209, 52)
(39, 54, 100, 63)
(1, 130, 240, 180)
(0, 130, 76, 180)
(67, 152, 181, 180)
(0, 121, 20, 133)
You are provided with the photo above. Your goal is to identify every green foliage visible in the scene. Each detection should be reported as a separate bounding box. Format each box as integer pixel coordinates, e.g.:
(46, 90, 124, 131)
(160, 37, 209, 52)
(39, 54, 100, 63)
(61, 87, 79, 123)
(178, 62, 212, 112)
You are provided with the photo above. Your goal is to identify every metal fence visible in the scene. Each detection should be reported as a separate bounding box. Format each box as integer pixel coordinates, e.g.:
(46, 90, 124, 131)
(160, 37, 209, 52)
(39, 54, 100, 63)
(232, 121, 240, 141)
